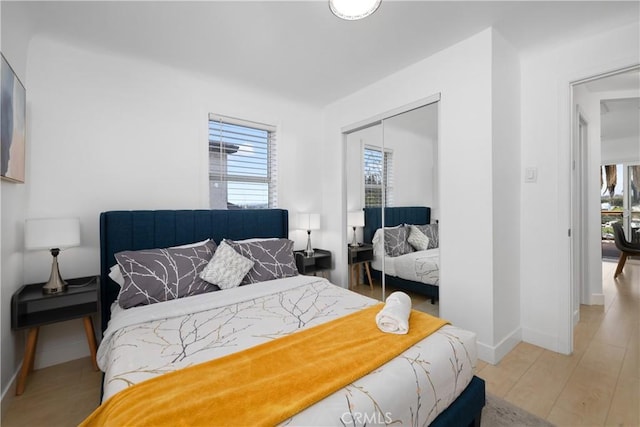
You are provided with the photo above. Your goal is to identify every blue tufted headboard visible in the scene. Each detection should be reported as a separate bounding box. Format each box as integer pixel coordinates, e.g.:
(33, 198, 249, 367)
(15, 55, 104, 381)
(99, 209, 289, 333)
(363, 206, 431, 244)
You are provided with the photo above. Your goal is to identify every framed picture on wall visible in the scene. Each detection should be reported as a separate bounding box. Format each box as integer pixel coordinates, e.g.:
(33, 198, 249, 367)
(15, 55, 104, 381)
(1, 53, 26, 183)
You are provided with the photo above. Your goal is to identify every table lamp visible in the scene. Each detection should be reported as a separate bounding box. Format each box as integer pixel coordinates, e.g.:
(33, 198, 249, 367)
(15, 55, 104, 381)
(25, 218, 80, 294)
(348, 211, 365, 247)
(297, 213, 320, 257)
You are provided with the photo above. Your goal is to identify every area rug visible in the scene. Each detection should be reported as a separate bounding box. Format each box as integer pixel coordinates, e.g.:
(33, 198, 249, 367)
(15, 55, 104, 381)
(483, 393, 555, 427)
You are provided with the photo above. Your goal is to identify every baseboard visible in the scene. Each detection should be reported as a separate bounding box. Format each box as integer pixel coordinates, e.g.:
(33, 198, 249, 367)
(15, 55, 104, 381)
(590, 293, 605, 305)
(1, 365, 20, 419)
(477, 327, 521, 365)
(521, 326, 567, 354)
(573, 308, 580, 326)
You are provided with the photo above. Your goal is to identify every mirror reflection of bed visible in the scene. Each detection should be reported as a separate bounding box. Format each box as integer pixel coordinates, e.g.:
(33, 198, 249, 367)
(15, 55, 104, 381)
(364, 206, 439, 305)
(345, 101, 439, 314)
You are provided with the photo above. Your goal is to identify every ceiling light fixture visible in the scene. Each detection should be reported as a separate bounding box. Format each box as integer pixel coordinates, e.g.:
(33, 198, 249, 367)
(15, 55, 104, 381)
(329, 0, 382, 20)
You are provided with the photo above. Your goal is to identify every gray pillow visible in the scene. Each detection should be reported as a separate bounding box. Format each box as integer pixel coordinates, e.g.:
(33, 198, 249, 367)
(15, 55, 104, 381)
(199, 240, 254, 290)
(415, 223, 439, 249)
(225, 238, 298, 285)
(115, 240, 218, 309)
(383, 226, 414, 257)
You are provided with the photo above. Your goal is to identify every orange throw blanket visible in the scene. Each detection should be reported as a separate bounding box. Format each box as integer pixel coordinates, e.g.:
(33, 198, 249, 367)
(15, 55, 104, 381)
(81, 303, 448, 427)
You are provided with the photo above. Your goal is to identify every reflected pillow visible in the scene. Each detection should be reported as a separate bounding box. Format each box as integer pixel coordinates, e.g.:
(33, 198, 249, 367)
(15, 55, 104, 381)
(414, 223, 439, 249)
(200, 241, 254, 290)
(383, 226, 414, 257)
(407, 225, 430, 251)
(115, 240, 218, 309)
(226, 238, 298, 284)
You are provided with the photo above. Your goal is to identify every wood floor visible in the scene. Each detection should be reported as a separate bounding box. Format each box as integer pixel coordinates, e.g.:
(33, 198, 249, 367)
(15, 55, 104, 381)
(2, 262, 637, 426)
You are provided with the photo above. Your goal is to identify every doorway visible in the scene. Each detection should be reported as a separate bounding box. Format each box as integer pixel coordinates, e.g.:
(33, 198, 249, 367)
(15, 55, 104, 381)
(570, 65, 640, 341)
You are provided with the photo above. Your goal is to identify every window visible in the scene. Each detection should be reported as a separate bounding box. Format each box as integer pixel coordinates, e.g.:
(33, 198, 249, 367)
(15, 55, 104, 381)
(364, 145, 393, 208)
(208, 114, 277, 209)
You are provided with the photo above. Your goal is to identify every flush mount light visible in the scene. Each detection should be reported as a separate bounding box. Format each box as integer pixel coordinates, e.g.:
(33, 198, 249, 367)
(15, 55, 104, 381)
(329, 0, 382, 20)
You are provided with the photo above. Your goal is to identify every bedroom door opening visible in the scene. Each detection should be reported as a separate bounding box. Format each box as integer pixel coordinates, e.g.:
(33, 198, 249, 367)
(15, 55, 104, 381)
(570, 65, 640, 350)
(343, 94, 440, 303)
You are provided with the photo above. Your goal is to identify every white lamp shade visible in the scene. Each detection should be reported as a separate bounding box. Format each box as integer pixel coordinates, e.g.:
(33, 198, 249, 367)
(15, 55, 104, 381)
(329, 0, 381, 20)
(297, 213, 321, 231)
(347, 211, 365, 227)
(25, 218, 81, 250)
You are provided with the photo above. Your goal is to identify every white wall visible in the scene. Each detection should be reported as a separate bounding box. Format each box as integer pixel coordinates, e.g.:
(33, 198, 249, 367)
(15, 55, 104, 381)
(10, 34, 323, 375)
(323, 29, 507, 362)
(573, 83, 604, 308)
(598, 89, 640, 164)
(520, 22, 640, 354)
(1, 1, 32, 402)
(491, 30, 522, 359)
(384, 106, 437, 210)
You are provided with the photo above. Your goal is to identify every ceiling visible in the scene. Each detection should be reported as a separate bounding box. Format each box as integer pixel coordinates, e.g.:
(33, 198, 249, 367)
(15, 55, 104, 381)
(12, 1, 640, 106)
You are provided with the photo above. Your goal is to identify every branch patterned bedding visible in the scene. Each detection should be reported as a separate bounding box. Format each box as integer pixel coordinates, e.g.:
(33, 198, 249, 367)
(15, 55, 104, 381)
(372, 248, 440, 286)
(98, 275, 474, 425)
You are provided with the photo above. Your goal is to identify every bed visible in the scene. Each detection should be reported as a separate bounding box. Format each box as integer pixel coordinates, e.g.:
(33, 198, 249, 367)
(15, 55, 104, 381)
(364, 207, 440, 303)
(92, 209, 483, 426)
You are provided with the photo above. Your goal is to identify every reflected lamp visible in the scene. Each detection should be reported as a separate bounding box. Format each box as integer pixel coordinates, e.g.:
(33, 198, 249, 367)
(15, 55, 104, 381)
(25, 218, 80, 294)
(348, 211, 365, 247)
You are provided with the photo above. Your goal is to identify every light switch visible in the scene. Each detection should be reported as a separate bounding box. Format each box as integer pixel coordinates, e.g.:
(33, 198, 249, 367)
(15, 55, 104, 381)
(525, 167, 537, 183)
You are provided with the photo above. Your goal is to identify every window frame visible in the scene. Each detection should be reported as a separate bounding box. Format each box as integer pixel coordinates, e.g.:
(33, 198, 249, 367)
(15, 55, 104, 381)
(208, 114, 277, 209)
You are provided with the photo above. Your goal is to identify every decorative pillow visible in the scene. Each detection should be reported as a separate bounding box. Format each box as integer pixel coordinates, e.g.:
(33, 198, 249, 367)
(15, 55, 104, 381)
(407, 225, 430, 251)
(199, 241, 254, 290)
(383, 226, 414, 257)
(108, 239, 213, 287)
(109, 264, 125, 286)
(115, 240, 218, 309)
(415, 223, 439, 249)
(225, 238, 298, 284)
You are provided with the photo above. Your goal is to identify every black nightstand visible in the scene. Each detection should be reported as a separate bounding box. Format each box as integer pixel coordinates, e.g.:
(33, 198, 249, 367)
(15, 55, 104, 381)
(11, 275, 99, 395)
(348, 244, 374, 290)
(294, 249, 332, 278)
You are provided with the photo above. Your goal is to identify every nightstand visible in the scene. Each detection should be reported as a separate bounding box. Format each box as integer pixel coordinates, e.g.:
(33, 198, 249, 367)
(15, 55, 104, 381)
(294, 249, 332, 278)
(348, 244, 374, 290)
(11, 275, 99, 395)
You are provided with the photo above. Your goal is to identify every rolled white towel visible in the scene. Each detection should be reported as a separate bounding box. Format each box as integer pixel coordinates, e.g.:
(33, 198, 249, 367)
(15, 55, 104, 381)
(375, 291, 412, 334)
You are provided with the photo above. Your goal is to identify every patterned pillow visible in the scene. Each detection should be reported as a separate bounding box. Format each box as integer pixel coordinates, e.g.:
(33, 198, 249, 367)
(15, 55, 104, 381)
(407, 225, 430, 251)
(115, 240, 218, 309)
(383, 226, 414, 257)
(225, 238, 298, 285)
(415, 223, 439, 249)
(199, 241, 254, 290)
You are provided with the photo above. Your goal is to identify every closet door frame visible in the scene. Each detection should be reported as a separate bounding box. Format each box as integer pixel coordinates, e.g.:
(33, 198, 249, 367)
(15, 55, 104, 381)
(341, 93, 441, 299)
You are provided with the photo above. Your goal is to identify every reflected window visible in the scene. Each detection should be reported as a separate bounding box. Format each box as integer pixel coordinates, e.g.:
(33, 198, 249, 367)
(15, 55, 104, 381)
(364, 146, 393, 207)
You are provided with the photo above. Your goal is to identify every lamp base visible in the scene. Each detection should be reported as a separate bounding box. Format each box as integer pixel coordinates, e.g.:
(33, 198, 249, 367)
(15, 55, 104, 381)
(42, 249, 68, 295)
(305, 230, 315, 258)
(349, 226, 360, 247)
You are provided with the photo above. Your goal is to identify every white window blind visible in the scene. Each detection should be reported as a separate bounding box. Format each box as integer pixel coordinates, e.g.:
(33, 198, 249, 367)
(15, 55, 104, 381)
(364, 145, 393, 208)
(208, 114, 277, 209)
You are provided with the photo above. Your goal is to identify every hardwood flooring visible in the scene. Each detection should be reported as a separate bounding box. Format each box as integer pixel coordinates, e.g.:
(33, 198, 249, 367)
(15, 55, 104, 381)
(2, 262, 637, 426)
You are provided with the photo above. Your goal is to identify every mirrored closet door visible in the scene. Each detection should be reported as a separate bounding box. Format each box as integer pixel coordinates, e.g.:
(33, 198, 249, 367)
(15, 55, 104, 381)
(344, 98, 440, 304)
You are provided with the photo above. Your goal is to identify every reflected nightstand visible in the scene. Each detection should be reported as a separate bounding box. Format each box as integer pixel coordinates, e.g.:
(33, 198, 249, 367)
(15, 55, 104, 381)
(348, 244, 374, 290)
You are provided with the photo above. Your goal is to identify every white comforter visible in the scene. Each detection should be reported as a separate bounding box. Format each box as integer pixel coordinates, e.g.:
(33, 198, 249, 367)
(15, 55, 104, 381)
(373, 248, 440, 285)
(98, 275, 475, 426)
